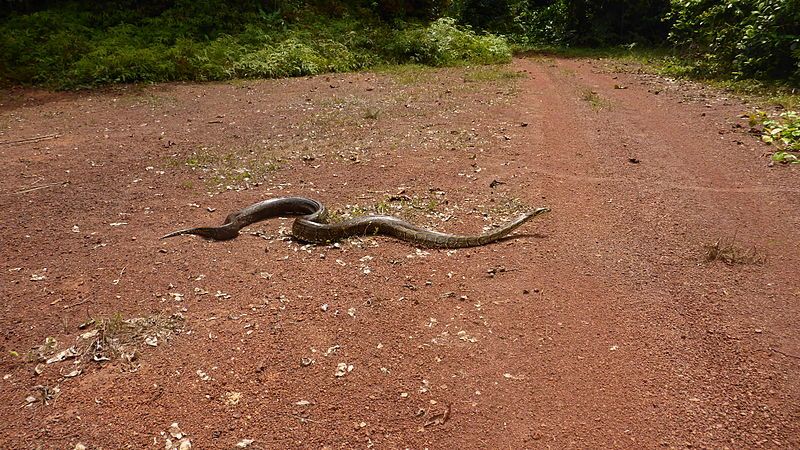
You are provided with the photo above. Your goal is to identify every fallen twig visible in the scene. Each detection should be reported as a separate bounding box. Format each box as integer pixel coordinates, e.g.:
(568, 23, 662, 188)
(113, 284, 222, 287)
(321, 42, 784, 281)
(424, 403, 451, 427)
(112, 266, 126, 285)
(63, 299, 90, 310)
(0, 133, 60, 146)
(15, 181, 68, 194)
(770, 347, 800, 360)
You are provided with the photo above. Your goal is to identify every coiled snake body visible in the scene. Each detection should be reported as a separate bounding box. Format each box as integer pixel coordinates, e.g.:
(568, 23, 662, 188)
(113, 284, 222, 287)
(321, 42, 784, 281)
(161, 197, 549, 248)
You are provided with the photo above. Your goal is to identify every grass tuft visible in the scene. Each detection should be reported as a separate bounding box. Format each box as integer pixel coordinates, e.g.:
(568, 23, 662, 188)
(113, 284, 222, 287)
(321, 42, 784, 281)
(703, 237, 766, 266)
(579, 88, 609, 110)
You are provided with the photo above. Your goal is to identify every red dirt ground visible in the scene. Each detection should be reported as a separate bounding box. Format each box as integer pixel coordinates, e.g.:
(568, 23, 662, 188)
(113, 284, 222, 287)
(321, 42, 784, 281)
(1, 57, 798, 449)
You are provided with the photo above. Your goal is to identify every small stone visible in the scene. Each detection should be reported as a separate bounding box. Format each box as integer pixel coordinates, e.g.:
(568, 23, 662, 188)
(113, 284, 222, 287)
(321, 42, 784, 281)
(334, 362, 353, 377)
(400, 392, 409, 398)
(168, 422, 183, 439)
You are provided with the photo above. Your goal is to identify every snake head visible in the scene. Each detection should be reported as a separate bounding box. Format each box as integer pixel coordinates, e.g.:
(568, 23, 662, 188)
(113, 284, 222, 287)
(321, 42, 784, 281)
(160, 224, 239, 241)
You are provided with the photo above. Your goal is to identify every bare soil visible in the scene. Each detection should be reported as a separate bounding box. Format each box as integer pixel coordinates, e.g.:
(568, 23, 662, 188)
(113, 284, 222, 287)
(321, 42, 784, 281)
(1, 57, 798, 449)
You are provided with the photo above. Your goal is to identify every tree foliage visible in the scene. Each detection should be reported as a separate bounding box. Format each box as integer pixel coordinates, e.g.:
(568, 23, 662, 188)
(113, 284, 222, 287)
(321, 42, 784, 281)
(667, 0, 799, 81)
(453, 0, 671, 45)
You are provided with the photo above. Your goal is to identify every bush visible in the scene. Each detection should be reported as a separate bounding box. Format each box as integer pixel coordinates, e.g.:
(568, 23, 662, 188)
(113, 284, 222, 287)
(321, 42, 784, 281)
(667, 0, 800, 81)
(389, 17, 511, 66)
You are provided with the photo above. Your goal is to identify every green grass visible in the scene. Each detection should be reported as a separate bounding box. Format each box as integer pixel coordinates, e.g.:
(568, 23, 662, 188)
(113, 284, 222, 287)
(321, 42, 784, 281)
(373, 63, 439, 85)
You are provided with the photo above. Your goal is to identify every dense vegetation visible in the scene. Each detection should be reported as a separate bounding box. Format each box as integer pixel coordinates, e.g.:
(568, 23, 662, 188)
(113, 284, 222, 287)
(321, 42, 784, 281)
(0, 0, 797, 88)
(0, 0, 508, 88)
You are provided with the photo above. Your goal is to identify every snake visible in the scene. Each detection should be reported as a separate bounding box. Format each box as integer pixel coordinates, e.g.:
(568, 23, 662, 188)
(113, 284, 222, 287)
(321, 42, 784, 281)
(161, 196, 550, 249)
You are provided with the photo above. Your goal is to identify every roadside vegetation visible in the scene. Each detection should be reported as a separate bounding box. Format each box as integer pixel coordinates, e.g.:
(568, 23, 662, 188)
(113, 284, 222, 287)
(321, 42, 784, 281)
(2, 1, 796, 90)
(0, 1, 509, 89)
(750, 110, 800, 164)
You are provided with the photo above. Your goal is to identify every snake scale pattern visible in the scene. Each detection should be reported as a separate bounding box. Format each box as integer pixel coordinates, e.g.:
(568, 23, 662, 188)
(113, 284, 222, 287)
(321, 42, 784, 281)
(161, 197, 550, 249)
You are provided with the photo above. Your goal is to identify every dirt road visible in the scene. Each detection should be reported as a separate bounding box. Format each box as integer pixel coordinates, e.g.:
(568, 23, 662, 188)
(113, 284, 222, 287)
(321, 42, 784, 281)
(1, 57, 798, 448)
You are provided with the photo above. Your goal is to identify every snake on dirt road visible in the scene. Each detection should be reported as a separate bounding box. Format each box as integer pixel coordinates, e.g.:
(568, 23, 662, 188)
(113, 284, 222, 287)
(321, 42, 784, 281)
(161, 196, 550, 249)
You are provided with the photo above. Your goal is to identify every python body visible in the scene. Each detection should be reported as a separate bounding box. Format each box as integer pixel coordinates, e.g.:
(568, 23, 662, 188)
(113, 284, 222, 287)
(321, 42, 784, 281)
(161, 196, 550, 249)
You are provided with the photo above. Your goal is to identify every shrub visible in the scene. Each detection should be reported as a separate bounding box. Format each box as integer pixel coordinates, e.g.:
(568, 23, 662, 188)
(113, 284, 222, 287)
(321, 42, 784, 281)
(389, 17, 511, 66)
(667, 0, 800, 81)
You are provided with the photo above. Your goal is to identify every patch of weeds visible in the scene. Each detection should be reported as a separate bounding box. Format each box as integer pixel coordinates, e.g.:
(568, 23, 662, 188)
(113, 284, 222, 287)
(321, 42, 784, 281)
(749, 110, 800, 165)
(580, 89, 609, 110)
(373, 200, 391, 215)
(27, 313, 184, 378)
(375, 63, 437, 85)
(708, 80, 800, 110)
(703, 237, 766, 266)
(363, 107, 381, 120)
(462, 66, 525, 83)
(81, 313, 183, 368)
(558, 67, 576, 77)
(487, 197, 529, 218)
(411, 198, 440, 213)
(771, 151, 800, 164)
(180, 145, 282, 191)
(327, 193, 448, 227)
